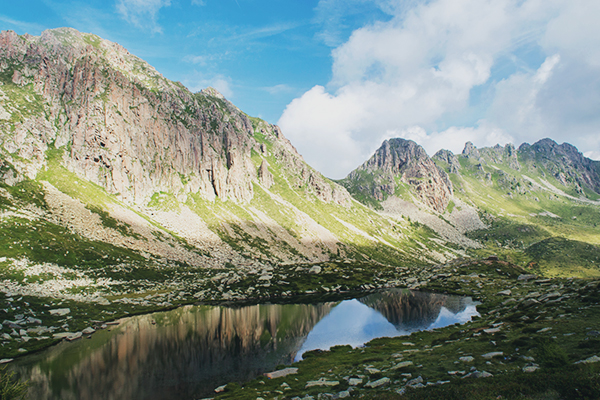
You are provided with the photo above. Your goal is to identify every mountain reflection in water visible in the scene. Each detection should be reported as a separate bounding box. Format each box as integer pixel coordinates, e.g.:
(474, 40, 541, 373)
(13, 290, 478, 400)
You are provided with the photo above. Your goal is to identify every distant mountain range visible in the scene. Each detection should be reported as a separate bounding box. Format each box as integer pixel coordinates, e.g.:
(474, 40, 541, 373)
(1, 27, 599, 291)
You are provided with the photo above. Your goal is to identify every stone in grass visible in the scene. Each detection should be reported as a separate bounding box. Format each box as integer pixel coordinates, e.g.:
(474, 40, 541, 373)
(523, 365, 539, 373)
(305, 377, 339, 388)
(483, 328, 501, 334)
(348, 378, 363, 386)
(391, 361, 414, 370)
(49, 308, 71, 316)
(66, 332, 82, 341)
(53, 332, 74, 339)
(0, 359, 13, 364)
(264, 367, 298, 379)
(575, 355, 600, 364)
(463, 371, 493, 379)
(81, 327, 95, 335)
(364, 377, 390, 388)
(406, 376, 423, 388)
(309, 265, 322, 274)
(481, 352, 503, 359)
(459, 356, 475, 362)
(214, 384, 227, 393)
(365, 367, 380, 374)
(497, 290, 511, 296)
(338, 390, 351, 398)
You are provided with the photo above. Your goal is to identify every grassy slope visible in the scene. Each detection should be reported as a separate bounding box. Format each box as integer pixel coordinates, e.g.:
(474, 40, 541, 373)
(446, 154, 600, 278)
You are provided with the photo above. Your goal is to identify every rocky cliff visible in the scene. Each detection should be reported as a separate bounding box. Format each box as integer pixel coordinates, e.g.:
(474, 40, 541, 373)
(0, 28, 348, 206)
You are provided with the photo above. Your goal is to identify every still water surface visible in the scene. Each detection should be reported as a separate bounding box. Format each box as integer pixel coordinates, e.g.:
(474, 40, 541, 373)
(13, 289, 478, 400)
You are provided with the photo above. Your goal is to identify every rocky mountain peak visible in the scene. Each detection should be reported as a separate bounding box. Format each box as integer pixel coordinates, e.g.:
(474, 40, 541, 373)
(519, 138, 600, 195)
(342, 138, 453, 213)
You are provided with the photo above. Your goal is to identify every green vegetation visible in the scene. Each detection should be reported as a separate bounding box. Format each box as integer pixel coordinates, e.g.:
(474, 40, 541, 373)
(0, 365, 28, 400)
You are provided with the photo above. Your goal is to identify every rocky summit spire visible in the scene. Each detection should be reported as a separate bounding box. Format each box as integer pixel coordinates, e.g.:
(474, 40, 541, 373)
(342, 138, 453, 213)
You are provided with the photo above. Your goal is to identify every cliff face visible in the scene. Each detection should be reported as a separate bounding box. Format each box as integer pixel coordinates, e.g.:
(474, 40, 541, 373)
(341, 138, 453, 213)
(0, 28, 349, 206)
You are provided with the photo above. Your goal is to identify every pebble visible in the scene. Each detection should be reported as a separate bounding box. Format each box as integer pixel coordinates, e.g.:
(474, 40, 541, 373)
(459, 356, 474, 362)
(523, 365, 539, 373)
(348, 378, 362, 386)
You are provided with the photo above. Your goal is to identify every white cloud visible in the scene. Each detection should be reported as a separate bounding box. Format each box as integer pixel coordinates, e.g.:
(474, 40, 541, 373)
(584, 151, 600, 161)
(116, 0, 171, 33)
(280, 0, 600, 179)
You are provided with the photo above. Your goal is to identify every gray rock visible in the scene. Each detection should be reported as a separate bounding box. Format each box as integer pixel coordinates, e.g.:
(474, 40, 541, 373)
(364, 377, 390, 388)
(523, 365, 539, 372)
(49, 308, 71, 316)
(264, 367, 298, 379)
(481, 352, 503, 359)
(496, 290, 511, 296)
(305, 378, 339, 388)
(391, 361, 413, 370)
(365, 367, 380, 374)
(459, 356, 474, 362)
(463, 371, 493, 379)
(406, 376, 423, 387)
(214, 384, 227, 393)
(575, 355, 600, 364)
(66, 332, 83, 341)
(348, 378, 362, 386)
(309, 265, 322, 274)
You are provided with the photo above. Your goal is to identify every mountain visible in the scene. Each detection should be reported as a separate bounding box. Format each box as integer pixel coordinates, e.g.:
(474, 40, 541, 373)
(0, 27, 467, 317)
(341, 138, 453, 213)
(344, 136, 600, 277)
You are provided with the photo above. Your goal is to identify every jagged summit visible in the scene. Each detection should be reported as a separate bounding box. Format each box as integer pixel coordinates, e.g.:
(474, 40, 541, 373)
(341, 138, 453, 213)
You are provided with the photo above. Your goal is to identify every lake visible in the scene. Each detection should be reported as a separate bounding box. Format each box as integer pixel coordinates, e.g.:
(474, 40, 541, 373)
(12, 289, 478, 400)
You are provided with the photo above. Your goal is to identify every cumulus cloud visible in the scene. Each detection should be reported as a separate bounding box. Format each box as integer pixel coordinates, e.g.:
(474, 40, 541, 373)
(279, 0, 600, 179)
(116, 0, 171, 33)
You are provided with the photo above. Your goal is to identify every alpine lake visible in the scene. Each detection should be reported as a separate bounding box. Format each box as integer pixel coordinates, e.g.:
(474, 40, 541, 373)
(11, 289, 478, 400)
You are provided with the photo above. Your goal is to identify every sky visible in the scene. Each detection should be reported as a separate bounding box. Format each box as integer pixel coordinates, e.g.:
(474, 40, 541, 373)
(2, 0, 600, 179)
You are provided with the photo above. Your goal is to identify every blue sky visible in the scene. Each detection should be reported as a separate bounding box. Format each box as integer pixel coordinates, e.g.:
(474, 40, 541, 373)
(2, 1, 600, 178)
